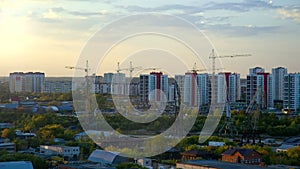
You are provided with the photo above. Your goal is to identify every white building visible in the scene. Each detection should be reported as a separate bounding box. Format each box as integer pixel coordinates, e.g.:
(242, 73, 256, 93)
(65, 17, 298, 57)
(148, 72, 168, 103)
(216, 73, 227, 104)
(111, 73, 126, 95)
(175, 75, 185, 103)
(139, 72, 168, 106)
(267, 75, 274, 108)
(0, 143, 16, 153)
(272, 67, 288, 101)
(283, 73, 300, 112)
(246, 74, 265, 108)
(196, 73, 210, 106)
(249, 67, 265, 75)
(43, 81, 72, 93)
(228, 73, 241, 102)
(88, 150, 129, 165)
(168, 84, 175, 103)
(104, 73, 114, 83)
(183, 73, 197, 106)
(40, 145, 80, 159)
(9, 72, 45, 93)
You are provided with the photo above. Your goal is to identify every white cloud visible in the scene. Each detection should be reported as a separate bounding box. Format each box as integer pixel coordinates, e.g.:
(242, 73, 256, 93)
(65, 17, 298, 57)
(277, 8, 300, 22)
(42, 9, 61, 20)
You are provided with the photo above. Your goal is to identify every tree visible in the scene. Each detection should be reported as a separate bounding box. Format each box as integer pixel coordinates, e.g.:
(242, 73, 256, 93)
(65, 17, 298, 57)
(1, 128, 15, 140)
(37, 124, 65, 143)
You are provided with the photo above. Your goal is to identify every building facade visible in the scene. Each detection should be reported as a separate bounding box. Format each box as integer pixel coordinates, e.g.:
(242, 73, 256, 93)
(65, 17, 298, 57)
(40, 145, 80, 160)
(184, 72, 198, 106)
(9, 72, 45, 93)
(272, 67, 288, 101)
(43, 81, 72, 93)
(222, 148, 262, 165)
(283, 73, 300, 112)
(246, 68, 270, 109)
(196, 73, 210, 106)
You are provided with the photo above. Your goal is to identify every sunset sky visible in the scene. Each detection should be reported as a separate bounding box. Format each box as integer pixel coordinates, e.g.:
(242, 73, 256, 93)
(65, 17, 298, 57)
(1, 0, 300, 77)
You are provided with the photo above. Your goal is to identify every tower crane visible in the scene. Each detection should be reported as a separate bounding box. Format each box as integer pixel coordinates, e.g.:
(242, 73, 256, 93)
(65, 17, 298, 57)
(240, 86, 263, 145)
(189, 62, 207, 74)
(65, 60, 92, 118)
(209, 49, 251, 136)
(189, 62, 224, 74)
(116, 61, 142, 79)
(209, 49, 251, 76)
(209, 49, 250, 103)
(65, 60, 90, 77)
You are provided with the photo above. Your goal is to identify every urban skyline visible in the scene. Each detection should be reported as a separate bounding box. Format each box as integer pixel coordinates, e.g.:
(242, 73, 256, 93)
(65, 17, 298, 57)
(8, 66, 300, 111)
(2, 65, 300, 78)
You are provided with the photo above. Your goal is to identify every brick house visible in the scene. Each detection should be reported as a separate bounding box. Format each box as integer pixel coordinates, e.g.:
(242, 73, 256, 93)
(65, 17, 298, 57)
(222, 148, 262, 165)
(181, 149, 216, 161)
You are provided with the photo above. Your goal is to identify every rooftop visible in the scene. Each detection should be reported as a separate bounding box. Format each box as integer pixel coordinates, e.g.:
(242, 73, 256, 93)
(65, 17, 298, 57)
(0, 161, 33, 169)
(177, 160, 267, 169)
(222, 148, 258, 156)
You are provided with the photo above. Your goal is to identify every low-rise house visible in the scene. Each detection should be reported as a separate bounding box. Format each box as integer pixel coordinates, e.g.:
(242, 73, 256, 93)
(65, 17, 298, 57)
(181, 149, 215, 161)
(283, 136, 300, 146)
(0, 143, 16, 153)
(276, 144, 295, 153)
(15, 130, 37, 139)
(221, 148, 262, 165)
(0, 123, 12, 129)
(88, 150, 130, 166)
(177, 160, 266, 169)
(40, 145, 80, 160)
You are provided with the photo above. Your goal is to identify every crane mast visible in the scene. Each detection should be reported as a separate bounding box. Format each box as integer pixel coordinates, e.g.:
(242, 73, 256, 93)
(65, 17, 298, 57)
(65, 60, 92, 118)
(209, 49, 251, 137)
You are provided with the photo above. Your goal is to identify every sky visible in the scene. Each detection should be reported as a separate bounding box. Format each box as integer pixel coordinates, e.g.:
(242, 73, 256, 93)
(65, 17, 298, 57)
(0, 0, 300, 78)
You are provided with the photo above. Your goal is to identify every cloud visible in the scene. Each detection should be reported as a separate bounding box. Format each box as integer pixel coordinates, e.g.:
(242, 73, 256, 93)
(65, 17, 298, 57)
(205, 24, 280, 37)
(69, 10, 108, 17)
(118, 0, 280, 15)
(277, 7, 300, 22)
(202, 0, 281, 12)
(42, 9, 61, 20)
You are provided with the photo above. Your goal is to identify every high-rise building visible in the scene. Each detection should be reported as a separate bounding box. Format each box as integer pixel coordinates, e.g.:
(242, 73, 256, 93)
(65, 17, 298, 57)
(111, 73, 126, 95)
(175, 75, 185, 103)
(139, 72, 168, 106)
(184, 72, 197, 106)
(272, 67, 288, 101)
(240, 79, 247, 101)
(149, 72, 168, 102)
(246, 74, 264, 108)
(9, 72, 45, 93)
(217, 73, 226, 104)
(168, 84, 175, 103)
(104, 73, 114, 84)
(196, 73, 210, 106)
(249, 67, 265, 75)
(246, 68, 270, 109)
(43, 81, 72, 93)
(283, 73, 300, 112)
(217, 72, 240, 103)
(139, 75, 150, 106)
(267, 75, 273, 108)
